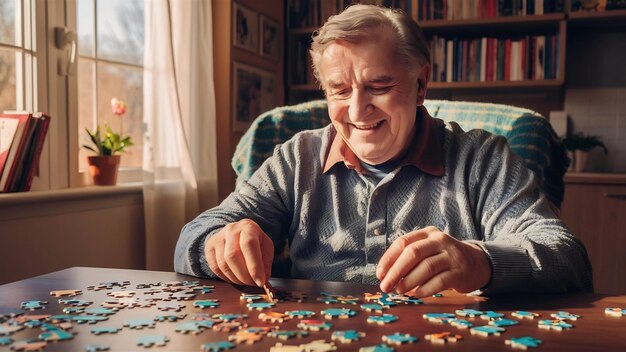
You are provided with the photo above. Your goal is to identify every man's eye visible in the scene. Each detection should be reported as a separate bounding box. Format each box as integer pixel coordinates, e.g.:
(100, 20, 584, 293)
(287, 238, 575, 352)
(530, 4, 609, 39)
(369, 86, 392, 94)
(333, 89, 351, 98)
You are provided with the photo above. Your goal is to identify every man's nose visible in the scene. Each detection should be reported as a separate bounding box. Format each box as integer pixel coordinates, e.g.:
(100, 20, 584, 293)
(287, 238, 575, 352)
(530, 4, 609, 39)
(348, 90, 373, 120)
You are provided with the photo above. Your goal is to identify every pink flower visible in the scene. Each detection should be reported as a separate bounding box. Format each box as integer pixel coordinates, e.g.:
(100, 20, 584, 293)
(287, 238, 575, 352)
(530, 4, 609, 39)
(111, 98, 128, 116)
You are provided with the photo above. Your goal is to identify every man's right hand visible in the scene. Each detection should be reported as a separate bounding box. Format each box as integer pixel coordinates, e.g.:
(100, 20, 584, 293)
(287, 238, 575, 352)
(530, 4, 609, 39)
(204, 219, 274, 287)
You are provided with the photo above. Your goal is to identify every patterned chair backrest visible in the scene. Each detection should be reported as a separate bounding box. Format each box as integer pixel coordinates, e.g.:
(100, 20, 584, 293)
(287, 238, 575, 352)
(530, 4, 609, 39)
(232, 99, 569, 208)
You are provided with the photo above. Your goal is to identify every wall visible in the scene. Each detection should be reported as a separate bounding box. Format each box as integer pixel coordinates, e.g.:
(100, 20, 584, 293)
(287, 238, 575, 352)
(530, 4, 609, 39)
(213, 0, 285, 201)
(564, 29, 626, 173)
(0, 187, 145, 284)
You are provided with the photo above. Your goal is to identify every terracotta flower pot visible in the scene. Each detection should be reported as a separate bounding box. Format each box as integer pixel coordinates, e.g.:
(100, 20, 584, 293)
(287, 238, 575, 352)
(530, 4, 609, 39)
(87, 155, 121, 186)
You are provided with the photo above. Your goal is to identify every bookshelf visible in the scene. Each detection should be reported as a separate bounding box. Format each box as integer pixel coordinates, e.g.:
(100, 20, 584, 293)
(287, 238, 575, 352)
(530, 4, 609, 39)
(285, 1, 625, 111)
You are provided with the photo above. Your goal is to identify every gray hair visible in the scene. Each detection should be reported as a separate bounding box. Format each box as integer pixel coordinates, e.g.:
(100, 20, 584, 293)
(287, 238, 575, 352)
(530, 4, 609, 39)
(310, 4, 430, 86)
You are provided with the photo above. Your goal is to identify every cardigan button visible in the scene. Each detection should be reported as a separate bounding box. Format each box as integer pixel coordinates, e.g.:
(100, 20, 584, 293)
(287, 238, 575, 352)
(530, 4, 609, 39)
(374, 228, 384, 236)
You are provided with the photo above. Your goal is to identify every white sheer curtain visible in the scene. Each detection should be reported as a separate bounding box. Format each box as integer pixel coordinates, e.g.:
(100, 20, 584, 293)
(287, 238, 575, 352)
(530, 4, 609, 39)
(143, 0, 218, 271)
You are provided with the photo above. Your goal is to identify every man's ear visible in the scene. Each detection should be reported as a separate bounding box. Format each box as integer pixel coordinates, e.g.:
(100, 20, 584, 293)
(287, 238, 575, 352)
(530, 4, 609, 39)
(417, 64, 430, 106)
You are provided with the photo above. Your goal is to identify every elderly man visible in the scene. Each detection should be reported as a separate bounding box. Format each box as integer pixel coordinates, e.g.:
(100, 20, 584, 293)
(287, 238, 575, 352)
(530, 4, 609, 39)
(175, 5, 592, 296)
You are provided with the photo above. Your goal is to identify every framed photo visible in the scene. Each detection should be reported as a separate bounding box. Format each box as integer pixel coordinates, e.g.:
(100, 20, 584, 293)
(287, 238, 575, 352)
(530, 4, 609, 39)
(232, 3, 258, 52)
(260, 15, 280, 60)
(232, 62, 276, 133)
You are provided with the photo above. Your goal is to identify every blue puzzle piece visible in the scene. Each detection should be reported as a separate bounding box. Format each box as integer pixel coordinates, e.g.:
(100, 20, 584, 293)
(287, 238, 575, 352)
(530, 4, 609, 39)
(538, 319, 573, 330)
(506, 336, 543, 349)
(201, 341, 236, 352)
(21, 300, 48, 311)
(49, 314, 74, 323)
(0, 337, 13, 345)
(550, 311, 581, 321)
(512, 310, 539, 319)
(58, 299, 92, 307)
(296, 320, 332, 331)
(366, 314, 398, 325)
(246, 302, 275, 310)
(331, 330, 365, 342)
(480, 311, 505, 320)
(470, 325, 506, 336)
(285, 310, 315, 318)
(382, 332, 418, 345)
(321, 308, 357, 319)
(137, 335, 169, 347)
(358, 344, 395, 352)
(456, 309, 484, 317)
(450, 318, 474, 329)
(24, 320, 44, 328)
(490, 318, 519, 327)
(240, 294, 263, 302)
(72, 315, 108, 324)
(194, 300, 220, 309)
(91, 327, 120, 335)
(62, 307, 85, 314)
(267, 330, 309, 340)
(213, 313, 247, 322)
(605, 308, 626, 317)
(317, 297, 339, 304)
(124, 318, 156, 329)
(377, 293, 398, 308)
(39, 329, 74, 342)
(154, 314, 186, 322)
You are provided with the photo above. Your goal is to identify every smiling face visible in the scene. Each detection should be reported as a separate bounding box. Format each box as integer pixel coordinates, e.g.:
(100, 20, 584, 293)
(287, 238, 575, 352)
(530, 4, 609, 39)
(318, 28, 429, 165)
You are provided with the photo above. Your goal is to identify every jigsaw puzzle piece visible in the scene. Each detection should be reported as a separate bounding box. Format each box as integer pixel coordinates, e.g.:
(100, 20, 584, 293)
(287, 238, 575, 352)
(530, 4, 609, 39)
(480, 311, 505, 320)
(72, 315, 108, 324)
(358, 344, 394, 352)
(470, 325, 506, 336)
(297, 319, 332, 331)
(489, 318, 519, 327)
(285, 310, 315, 318)
(137, 335, 169, 347)
(246, 302, 276, 311)
(0, 337, 13, 345)
(382, 333, 418, 345)
(424, 331, 463, 344)
(20, 301, 48, 311)
(201, 341, 236, 352)
(90, 327, 120, 335)
(85, 344, 110, 352)
(550, 311, 581, 321)
(0, 324, 24, 336)
(511, 311, 539, 319)
(9, 339, 47, 351)
(331, 330, 366, 343)
(538, 319, 573, 331)
(366, 314, 398, 325)
(193, 300, 220, 309)
(124, 319, 156, 330)
(321, 308, 357, 319)
(267, 330, 309, 340)
(38, 329, 74, 342)
(455, 309, 484, 317)
(49, 289, 82, 298)
(605, 308, 626, 317)
(505, 336, 543, 349)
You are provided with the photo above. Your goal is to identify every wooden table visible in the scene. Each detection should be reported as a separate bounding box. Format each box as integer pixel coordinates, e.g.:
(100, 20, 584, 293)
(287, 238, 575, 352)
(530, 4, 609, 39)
(1, 267, 625, 351)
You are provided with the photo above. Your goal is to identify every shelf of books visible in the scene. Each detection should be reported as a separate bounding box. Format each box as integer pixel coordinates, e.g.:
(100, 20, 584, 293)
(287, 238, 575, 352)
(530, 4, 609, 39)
(0, 112, 50, 193)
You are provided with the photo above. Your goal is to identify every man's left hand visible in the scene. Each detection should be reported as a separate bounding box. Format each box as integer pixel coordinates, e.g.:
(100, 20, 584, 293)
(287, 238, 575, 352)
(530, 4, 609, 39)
(376, 226, 491, 297)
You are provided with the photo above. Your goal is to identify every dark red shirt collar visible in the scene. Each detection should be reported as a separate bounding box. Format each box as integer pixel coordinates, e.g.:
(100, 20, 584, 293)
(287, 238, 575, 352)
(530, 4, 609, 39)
(322, 105, 445, 176)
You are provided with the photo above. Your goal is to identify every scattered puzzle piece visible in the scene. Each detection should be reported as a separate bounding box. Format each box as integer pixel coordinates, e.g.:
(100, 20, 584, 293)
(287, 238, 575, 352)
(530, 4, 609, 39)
(85, 344, 110, 352)
(58, 299, 92, 307)
(72, 315, 108, 324)
(9, 339, 47, 351)
(246, 302, 276, 311)
(505, 336, 543, 349)
(48, 315, 74, 323)
(336, 295, 360, 305)
(299, 339, 338, 351)
(332, 330, 365, 343)
(550, 311, 581, 321)
(62, 307, 85, 314)
(470, 325, 506, 336)
(85, 307, 117, 316)
(259, 312, 289, 323)
(423, 313, 455, 322)
(456, 309, 484, 317)
(20, 301, 48, 311)
(212, 313, 247, 322)
(91, 327, 120, 335)
(38, 329, 74, 342)
(267, 330, 309, 340)
(137, 335, 169, 347)
(480, 311, 505, 320)
(107, 290, 136, 298)
(201, 341, 236, 352)
(175, 321, 206, 334)
(490, 318, 520, 327)
(367, 314, 398, 325)
(154, 314, 186, 322)
(0, 324, 24, 336)
(297, 319, 332, 331)
(361, 304, 385, 312)
(358, 343, 394, 352)
(512, 311, 539, 319)
(0, 337, 13, 345)
(194, 300, 220, 309)
(605, 308, 626, 317)
(157, 302, 186, 312)
(377, 293, 397, 308)
(240, 294, 263, 302)
(193, 285, 215, 294)
(538, 319, 573, 331)
(285, 310, 315, 318)
(212, 322, 245, 333)
(87, 280, 130, 291)
(171, 291, 197, 301)
(425, 331, 463, 344)
(228, 330, 263, 344)
(382, 333, 418, 345)
(432, 293, 443, 297)
(450, 318, 474, 329)
(124, 319, 156, 330)
(321, 308, 357, 319)
(49, 289, 82, 298)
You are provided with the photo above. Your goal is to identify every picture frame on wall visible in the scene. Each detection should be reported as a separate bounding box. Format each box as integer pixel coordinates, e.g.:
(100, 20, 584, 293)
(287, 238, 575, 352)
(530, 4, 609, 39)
(232, 62, 276, 133)
(260, 15, 280, 60)
(232, 3, 258, 53)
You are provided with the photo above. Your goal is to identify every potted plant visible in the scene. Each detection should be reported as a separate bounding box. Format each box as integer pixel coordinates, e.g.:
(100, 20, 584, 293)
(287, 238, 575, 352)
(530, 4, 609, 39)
(562, 132, 608, 172)
(82, 98, 133, 185)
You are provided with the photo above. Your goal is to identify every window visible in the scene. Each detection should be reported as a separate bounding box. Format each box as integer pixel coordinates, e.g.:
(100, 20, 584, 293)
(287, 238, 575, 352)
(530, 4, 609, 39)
(0, 0, 38, 113)
(76, 0, 144, 173)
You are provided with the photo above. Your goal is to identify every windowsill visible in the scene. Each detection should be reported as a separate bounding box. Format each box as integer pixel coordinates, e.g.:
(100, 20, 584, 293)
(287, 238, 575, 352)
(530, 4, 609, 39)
(0, 183, 143, 206)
